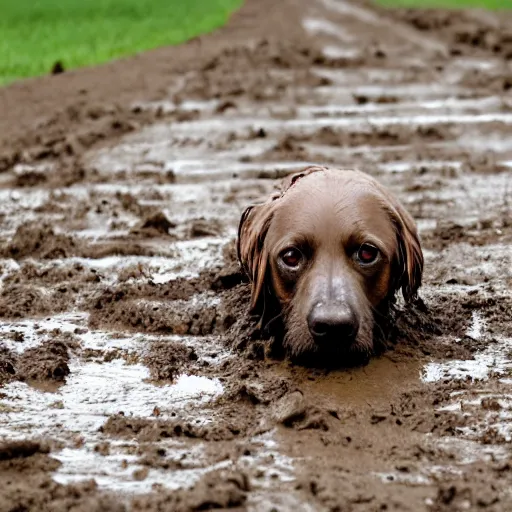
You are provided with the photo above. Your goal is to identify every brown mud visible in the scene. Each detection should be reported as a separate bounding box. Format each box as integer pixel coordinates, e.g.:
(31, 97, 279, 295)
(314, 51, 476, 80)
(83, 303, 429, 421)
(1, 0, 512, 510)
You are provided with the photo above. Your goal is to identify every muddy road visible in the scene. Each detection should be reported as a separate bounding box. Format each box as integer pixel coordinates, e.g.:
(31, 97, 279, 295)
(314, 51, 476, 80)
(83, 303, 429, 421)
(1, 0, 512, 510)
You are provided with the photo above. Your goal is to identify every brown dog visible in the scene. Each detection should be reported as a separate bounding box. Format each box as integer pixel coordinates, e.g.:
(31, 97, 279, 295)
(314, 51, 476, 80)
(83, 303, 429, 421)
(237, 166, 423, 366)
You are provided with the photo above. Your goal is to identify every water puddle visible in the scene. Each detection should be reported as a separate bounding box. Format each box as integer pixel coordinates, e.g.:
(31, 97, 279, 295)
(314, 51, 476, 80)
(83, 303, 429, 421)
(298, 96, 504, 116)
(0, 353, 225, 492)
(422, 305, 512, 382)
(0, 314, 88, 353)
(131, 99, 220, 115)
(80, 238, 226, 282)
(321, 45, 362, 60)
(303, 17, 353, 41)
(53, 443, 233, 494)
(0, 361, 223, 435)
(171, 112, 512, 133)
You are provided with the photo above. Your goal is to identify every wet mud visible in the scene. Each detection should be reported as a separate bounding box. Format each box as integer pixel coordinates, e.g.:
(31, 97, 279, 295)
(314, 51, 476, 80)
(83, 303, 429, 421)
(1, 0, 512, 510)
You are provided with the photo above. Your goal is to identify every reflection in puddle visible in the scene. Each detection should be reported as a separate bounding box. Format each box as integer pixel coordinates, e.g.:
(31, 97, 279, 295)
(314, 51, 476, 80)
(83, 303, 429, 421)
(54, 443, 233, 494)
(298, 96, 504, 116)
(127, 112, 512, 137)
(466, 311, 485, 341)
(422, 312, 512, 383)
(0, 313, 87, 353)
(423, 349, 512, 383)
(375, 471, 430, 486)
(131, 99, 220, 115)
(0, 361, 224, 436)
(419, 309, 512, 464)
(0, 357, 224, 492)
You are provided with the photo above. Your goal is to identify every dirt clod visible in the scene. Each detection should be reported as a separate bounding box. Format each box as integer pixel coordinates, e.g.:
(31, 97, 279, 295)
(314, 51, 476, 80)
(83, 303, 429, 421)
(144, 341, 198, 381)
(17, 340, 71, 383)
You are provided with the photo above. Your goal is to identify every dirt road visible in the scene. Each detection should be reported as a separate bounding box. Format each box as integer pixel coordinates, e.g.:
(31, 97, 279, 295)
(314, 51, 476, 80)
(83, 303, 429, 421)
(1, 0, 512, 510)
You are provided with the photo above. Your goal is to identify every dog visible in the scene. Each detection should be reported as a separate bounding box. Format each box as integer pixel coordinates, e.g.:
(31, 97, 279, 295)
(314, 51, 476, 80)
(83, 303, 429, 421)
(237, 166, 423, 366)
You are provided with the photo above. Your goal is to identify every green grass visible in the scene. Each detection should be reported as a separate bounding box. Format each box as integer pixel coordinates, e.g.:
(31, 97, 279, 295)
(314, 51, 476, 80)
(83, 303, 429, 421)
(0, 0, 243, 85)
(376, 0, 512, 8)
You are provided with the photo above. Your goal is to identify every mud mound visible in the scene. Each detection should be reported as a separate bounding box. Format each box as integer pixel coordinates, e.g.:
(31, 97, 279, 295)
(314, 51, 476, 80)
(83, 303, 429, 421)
(1, 222, 82, 260)
(132, 468, 249, 511)
(430, 478, 502, 512)
(0, 284, 54, 318)
(85, 241, 159, 259)
(421, 217, 512, 251)
(0, 440, 50, 462)
(189, 218, 223, 239)
(89, 295, 218, 335)
(394, 8, 512, 59)
(4, 260, 101, 287)
(17, 340, 71, 383)
(247, 125, 455, 163)
(0, 471, 124, 512)
(459, 68, 512, 94)
(143, 341, 198, 381)
(87, 268, 241, 334)
(299, 125, 450, 147)
(101, 414, 244, 443)
(0, 334, 78, 384)
(130, 211, 176, 238)
(0, 345, 16, 386)
(0, 281, 88, 319)
(89, 270, 222, 306)
(465, 294, 512, 337)
(177, 39, 373, 102)
(0, 221, 166, 262)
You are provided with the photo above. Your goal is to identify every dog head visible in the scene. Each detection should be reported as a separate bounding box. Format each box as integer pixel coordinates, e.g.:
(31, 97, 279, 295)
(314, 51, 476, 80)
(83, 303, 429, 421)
(237, 166, 423, 365)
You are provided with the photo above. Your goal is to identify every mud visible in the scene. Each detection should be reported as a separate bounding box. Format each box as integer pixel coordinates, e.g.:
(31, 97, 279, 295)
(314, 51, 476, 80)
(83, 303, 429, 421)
(0, 439, 125, 512)
(1, 0, 512, 510)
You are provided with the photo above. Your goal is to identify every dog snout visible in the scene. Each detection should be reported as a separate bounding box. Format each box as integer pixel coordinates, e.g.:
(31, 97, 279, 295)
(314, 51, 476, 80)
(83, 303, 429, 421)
(307, 303, 360, 344)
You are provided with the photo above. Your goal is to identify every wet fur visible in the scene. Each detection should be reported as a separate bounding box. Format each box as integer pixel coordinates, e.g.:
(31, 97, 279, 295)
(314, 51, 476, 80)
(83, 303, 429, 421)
(237, 166, 423, 367)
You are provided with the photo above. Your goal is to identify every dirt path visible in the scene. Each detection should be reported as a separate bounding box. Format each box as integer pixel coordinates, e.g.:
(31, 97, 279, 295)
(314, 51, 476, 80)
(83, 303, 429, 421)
(1, 0, 512, 510)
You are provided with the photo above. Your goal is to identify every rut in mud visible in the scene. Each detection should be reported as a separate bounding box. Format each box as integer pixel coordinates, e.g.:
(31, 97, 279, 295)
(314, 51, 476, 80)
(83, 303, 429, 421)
(1, 0, 512, 510)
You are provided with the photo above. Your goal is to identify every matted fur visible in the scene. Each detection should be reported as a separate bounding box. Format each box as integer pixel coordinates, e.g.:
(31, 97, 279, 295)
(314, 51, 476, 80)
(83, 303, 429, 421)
(237, 166, 423, 363)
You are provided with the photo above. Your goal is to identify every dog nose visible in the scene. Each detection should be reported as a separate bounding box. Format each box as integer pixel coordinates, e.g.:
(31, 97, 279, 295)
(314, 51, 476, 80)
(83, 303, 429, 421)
(307, 304, 359, 344)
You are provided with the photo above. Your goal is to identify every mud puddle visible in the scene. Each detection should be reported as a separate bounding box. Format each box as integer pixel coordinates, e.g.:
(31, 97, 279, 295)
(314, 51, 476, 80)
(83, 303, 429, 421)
(1, 0, 512, 510)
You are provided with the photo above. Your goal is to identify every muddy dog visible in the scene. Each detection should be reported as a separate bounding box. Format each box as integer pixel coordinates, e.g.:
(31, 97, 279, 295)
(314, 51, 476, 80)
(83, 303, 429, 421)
(237, 166, 423, 366)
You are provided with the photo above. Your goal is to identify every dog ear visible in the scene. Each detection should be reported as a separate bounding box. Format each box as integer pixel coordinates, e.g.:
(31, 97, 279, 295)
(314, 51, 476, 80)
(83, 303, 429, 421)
(391, 202, 424, 302)
(236, 165, 327, 324)
(237, 199, 277, 325)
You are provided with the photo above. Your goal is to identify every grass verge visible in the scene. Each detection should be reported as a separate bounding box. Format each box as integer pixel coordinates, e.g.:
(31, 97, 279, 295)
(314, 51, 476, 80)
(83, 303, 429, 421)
(0, 0, 243, 85)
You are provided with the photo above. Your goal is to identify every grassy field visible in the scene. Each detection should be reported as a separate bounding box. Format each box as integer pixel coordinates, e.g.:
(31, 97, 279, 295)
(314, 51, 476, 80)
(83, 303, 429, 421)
(376, 0, 512, 8)
(0, 0, 242, 85)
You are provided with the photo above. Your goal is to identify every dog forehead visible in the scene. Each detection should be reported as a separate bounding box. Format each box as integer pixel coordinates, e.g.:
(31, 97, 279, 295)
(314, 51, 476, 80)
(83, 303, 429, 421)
(271, 171, 396, 241)
(284, 168, 372, 192)
(280, 169, 380, 211)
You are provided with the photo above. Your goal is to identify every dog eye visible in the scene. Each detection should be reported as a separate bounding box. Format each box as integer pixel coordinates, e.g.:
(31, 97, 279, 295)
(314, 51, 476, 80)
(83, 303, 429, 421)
(357, 243, 379, 265)
(280, 248, 303, 268)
